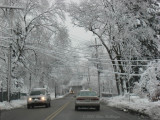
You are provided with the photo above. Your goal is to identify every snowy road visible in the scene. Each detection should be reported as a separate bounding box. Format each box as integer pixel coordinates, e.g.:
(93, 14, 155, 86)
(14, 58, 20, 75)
(0, 94, 150, 120)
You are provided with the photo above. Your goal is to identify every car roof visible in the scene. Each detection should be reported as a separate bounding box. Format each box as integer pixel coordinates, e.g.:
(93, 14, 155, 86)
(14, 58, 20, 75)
(80, 90, 90, 92)
(31, 88, 46, 91)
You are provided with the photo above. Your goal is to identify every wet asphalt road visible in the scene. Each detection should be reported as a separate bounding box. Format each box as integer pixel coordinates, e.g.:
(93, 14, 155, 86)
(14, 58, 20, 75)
(0, 94, 150, 120)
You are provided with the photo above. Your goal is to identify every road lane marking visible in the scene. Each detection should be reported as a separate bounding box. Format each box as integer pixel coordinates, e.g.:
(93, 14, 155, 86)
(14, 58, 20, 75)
(45, 102, 69, 120)
(45, 101, 70, 120)
(49, 102, 69, 120)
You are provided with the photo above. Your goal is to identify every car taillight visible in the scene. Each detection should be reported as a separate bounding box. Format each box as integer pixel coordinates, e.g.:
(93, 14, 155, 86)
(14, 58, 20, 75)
(77, 98, 85, 100)
(91, 98, 99, 100)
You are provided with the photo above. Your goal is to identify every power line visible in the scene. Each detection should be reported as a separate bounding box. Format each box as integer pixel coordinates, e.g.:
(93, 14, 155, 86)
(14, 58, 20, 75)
(25, 45, 93, 65)
(25, 45, 159, 68)
(26, 42, 91, 56)
(25, 45, 72, 62)
(86, 57, 160, 62)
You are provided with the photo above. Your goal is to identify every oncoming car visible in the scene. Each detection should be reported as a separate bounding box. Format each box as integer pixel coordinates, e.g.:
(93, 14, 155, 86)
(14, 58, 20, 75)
(27, 88, 51, 109)
(75, 90, 100, 111)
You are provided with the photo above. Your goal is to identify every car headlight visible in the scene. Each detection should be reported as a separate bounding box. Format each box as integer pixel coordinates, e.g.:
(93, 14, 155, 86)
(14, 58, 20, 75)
(41, 96, 46, 101)
(28, 97, 32, 101)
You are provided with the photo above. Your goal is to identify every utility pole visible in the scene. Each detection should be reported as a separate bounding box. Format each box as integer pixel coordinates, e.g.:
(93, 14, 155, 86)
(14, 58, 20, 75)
(89, 38, 102, 97)
(29, 73, 32, 90)
(7, 44, 12, 102)
(0, 4, 24, 102)
(128, 48, 132, 102)
(1, 81, 3, 102)
(55, 81, 57, 98)
(87, 66, 90, 89)
(103, 81, 104, 92)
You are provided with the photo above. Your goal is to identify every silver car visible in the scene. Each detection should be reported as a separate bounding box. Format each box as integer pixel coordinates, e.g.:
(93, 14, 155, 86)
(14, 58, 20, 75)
(75, 90, 100, 111)
(27, 88, 51, 109)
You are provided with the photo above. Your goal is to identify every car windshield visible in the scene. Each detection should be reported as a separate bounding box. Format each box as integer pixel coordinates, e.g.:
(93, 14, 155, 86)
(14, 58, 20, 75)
(78, 91, 97, 96)
(30, 90, 45, 96)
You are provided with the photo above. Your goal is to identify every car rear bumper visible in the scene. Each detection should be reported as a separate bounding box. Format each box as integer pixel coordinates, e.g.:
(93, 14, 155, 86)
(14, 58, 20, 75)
(75, 101, 100, 107)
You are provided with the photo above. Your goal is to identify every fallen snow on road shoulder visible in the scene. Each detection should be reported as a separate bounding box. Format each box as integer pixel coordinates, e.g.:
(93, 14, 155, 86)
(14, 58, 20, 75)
(0, 92, 67, 110)
(102, 95, 160, 120)
(0, 100, 26, 110)
(50, 92, 56, 100)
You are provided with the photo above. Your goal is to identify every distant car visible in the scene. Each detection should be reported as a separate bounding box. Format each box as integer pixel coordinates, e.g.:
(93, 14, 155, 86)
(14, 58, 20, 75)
(27, 88, 51, 109)
(75, 90, 100, 111)
(70, 90, 74, 94)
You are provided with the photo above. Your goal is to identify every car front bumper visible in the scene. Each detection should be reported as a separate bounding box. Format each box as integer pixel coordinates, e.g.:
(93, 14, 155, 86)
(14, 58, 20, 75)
(27, 99, 48, 105)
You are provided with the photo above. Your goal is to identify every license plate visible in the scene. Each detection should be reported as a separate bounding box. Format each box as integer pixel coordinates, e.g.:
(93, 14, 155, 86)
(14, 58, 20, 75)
(85, 99, 90, 102)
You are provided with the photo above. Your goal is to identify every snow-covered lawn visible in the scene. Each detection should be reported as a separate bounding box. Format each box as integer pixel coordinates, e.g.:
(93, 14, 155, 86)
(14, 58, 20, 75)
(0, 93, 66, 110)
(102, 95, 160, 120)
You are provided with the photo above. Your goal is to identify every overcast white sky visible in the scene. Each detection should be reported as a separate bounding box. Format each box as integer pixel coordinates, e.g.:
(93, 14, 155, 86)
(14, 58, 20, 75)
(64, 0, 95, 47)
(65, 14, 95, 46)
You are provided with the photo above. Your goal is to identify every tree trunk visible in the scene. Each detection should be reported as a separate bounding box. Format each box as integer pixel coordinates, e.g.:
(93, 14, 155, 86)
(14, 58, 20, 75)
(115, 74, 120, 95)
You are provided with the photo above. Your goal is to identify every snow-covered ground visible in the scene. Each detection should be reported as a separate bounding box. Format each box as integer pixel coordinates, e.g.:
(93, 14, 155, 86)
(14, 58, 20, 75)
(102, 95, 160, 120)
(0, 93, 65, 110)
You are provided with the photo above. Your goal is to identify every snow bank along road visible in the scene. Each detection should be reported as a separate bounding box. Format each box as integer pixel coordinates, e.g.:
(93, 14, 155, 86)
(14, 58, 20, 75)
(0, 94, 150, 120)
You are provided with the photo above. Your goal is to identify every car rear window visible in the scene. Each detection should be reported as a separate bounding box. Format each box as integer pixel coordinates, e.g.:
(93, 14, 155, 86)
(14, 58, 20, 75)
(78, 91, 97, 96)
(30, 90, 45, 96)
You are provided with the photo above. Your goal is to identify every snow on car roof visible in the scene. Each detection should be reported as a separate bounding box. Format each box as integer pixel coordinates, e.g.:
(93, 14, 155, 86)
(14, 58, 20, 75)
(80, 89, 90, 91)
(31, 88, 46, 91)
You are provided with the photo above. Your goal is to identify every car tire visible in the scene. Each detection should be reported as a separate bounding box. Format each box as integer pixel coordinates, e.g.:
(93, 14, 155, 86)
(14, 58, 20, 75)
(49, 102, 51, 107)
(45, 103, 48, 108)
(32, 105, 34, 109)
(96, 106, 100, 111)
(27, 104, 30, 109)
(75, 106, 78, 111)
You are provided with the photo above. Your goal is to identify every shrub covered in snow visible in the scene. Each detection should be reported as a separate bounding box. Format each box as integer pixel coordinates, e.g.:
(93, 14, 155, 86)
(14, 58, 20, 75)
(133, 61, 160, 101)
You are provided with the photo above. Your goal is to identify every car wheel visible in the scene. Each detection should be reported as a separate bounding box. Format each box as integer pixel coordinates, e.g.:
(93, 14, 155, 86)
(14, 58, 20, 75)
(27, 104, 30, 109)
(49, 102, 51, 107)
(32, 105, 34, 109)
(45, 103, 48, 108)
(75, 106, 78, 111)
(96, 106, 100, 111)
